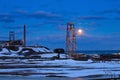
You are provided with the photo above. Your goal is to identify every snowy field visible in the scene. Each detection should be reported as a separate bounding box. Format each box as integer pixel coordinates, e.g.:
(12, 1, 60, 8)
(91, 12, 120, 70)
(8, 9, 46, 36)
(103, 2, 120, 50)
(0, 47, 120, 79)
(0, 59, 120, 80)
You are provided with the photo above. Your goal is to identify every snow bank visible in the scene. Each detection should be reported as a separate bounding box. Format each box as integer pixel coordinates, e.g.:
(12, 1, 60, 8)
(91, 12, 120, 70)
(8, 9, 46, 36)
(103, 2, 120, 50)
(10, 47, 23, 54)
(60, 54, 66, 58)
(41, 53, 57, 58)
(0, 46, 52, 57)
(0, 48, 10, 54)
(32, 47, 51, 53)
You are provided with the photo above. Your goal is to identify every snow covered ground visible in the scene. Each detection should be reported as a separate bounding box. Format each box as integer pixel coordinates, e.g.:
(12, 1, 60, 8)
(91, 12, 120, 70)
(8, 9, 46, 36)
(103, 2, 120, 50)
(0, 47, 120, 79)
(0, 59, 120, 79)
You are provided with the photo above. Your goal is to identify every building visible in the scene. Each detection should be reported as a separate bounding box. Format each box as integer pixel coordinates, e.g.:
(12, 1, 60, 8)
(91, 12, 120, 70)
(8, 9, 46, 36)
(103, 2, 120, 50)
(0, 41, 10, 47)
(0, 40, 23, 47)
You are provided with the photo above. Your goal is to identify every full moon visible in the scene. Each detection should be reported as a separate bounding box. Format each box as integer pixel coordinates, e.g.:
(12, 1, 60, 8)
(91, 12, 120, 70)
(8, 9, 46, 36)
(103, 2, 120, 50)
(78, 29, 83, 35)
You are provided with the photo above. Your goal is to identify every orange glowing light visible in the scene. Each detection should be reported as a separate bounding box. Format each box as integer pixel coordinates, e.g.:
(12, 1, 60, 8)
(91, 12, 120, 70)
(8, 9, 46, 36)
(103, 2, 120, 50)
(78, 29, 83, 35)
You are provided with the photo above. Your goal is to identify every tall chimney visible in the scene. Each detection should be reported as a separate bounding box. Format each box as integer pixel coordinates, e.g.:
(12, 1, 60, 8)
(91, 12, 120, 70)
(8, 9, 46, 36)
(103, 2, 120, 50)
(24, 24, 26, 47)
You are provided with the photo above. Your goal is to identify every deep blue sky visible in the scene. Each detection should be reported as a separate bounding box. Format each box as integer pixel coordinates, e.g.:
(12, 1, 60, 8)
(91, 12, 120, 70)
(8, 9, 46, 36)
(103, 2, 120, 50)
(0, 0, 120, 50)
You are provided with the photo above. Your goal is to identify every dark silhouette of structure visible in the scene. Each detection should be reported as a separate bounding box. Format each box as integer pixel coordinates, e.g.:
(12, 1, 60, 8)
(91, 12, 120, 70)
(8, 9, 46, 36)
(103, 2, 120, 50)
(9, 40, 23, 46)
(66, 22, 76, 57)
(0, 31, 23, 47)
(9, 31, 15, 41)
(54, 48, 65, 59)
(0, 24, 26, 47)
(9, 31, 23, 46)
(24, 24, 26, 47)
